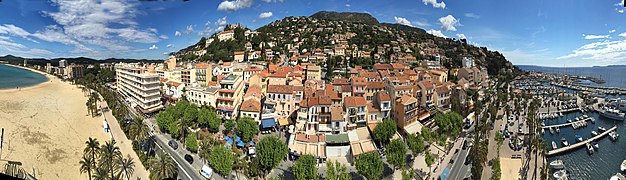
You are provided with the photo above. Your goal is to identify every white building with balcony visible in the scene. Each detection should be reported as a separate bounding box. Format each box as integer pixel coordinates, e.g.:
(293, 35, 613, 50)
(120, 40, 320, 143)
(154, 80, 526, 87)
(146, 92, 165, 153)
(115, 63, 163, 114)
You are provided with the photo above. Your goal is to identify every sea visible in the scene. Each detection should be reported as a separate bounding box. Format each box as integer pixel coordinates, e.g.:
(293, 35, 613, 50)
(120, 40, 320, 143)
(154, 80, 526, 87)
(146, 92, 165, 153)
(518, 65, 626, 179)
(517, 65, 626, 89)
(0, 64, 48, 89)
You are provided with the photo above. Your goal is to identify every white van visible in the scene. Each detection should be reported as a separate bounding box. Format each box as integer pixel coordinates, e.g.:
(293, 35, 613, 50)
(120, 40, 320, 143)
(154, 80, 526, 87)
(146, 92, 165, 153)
(200, 165, 213, 179)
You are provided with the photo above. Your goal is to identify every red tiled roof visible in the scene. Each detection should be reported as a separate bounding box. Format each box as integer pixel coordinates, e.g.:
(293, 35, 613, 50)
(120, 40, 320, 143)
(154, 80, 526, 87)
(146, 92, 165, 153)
(351, 77, 367, 85)
(345, 96, 367, 107)
(195, 64, 210, 69)
(366, 81, 385, 89)
(239, 99, 261, 112)
(377, 91, 391, 101)
(267, 85, 293, 94)
(333, 78, 350, 85)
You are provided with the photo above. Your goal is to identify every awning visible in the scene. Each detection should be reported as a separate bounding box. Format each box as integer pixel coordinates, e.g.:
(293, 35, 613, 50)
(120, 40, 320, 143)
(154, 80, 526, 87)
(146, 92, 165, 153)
(261, 118, 276, 129)
(278, 118, 290, 126)
(403, 121, 424, 135)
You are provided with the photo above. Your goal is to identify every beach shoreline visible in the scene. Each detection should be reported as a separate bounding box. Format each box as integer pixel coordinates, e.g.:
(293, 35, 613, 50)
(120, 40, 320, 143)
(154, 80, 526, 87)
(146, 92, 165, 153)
(0, 66, 109, 179)
(0, 64, 51, 92)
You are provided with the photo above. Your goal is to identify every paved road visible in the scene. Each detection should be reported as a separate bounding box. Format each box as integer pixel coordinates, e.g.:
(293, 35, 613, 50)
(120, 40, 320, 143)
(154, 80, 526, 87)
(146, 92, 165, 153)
(447, 145, 471, 180)
(151, 133, 207, 180)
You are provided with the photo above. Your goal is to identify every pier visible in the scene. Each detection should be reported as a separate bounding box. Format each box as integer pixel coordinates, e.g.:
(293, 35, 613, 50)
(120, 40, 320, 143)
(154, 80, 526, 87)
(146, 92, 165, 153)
(542, 117, 593, 129)
(546, 126, 617, 156)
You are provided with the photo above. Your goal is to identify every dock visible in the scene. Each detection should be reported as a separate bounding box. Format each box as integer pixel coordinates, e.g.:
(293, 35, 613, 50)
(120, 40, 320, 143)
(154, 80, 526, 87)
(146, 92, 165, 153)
(546, 126, 617, 156)
(554, 107, 583, 114)
(542, 117, 593, 129)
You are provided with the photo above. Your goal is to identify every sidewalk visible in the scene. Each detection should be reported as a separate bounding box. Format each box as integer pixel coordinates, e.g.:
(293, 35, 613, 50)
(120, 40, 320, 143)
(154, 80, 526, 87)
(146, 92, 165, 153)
(100, 99, 150, 180)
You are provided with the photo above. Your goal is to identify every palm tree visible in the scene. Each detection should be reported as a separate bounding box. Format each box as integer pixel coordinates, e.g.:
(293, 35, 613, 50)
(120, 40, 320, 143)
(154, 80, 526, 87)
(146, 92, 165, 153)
(129, 117, 149, 143)
(92, 167, 109, 180)
(119, 154, 135, 180)
(84, 137, 100, 170)
(79, 154, 95, 180)
(100, 140, 122, 180)
(149, 152, 178, 180)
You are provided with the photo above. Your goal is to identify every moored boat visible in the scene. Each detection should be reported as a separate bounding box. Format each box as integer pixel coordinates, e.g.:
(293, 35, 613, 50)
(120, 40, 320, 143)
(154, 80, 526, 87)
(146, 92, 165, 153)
(599, 126, 607, 132)
(586, 143, 594, 154)
(552, 141, 558, 150)
(549, 159, 565, 170)
(553, 169, 568, 180)
(621, 159, 626, 172)
(561, 138, 569, 146)
(591, 141, 599, 149)
(575, 135, 583, 142)
(600, 107, 625, 121)
(592, 131, 599, 136)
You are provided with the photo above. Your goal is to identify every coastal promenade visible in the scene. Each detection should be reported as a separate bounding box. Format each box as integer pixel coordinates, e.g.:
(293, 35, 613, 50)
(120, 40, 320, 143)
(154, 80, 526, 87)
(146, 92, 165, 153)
(541, 117, 593, 129)
(99, 99, 150, 180)
(546, 126, 617, 156)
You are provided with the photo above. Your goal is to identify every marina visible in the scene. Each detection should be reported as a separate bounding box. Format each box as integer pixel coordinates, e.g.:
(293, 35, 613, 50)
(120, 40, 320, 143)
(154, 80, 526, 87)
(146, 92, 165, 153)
(542, 117, 594, 129)
(546, 126, 617, 156)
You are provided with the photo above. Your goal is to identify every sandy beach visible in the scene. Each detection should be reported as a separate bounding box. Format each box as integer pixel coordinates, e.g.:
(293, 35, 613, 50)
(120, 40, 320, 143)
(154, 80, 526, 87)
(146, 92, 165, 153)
(0, 68, 109, 179)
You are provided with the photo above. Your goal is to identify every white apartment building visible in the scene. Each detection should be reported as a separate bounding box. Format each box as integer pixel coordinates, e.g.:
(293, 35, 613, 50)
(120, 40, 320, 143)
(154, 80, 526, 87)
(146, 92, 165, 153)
(115, 63, 163, 114)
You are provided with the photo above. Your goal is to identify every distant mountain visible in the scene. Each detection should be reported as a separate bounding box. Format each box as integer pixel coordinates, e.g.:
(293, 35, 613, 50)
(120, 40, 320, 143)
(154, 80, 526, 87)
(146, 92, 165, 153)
(310, 11, 379, 25)
(177, 11, 518, 76)
(0, 55, 160, 66)
(379, 23, 427, 34)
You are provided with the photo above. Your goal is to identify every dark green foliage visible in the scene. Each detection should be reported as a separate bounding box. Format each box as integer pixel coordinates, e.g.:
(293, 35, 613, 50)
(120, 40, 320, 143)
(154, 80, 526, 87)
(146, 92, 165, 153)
(385, 139, 407, 169)
(185, 133, 198, 152)
(208, 146, 235, 175)
(373, 119, 397, 145)
(237, 116, 259, 142)
(355, 152, 384, 180)
(310, 11, 379, 24)
(256, 136, 288, 171)
(293, 155, 318, 180)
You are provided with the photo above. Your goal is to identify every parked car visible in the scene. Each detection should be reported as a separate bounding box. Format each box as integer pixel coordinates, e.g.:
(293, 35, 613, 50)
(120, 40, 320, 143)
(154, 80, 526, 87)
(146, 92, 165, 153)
(200, 165, 213, 179)
(168, 140, 178, 150)
(184, 154, 193, 164)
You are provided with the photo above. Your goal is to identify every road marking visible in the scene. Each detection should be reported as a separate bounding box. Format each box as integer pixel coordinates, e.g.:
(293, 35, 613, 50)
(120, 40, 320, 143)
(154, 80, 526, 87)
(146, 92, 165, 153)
(154, 139, 193, 180)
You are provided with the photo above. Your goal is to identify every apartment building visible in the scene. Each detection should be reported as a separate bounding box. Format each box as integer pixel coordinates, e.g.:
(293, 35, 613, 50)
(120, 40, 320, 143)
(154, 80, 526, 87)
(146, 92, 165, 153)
(216, 74, 244, 119)
(115, 63, 163, 114)
(344, 96, 367, 127)
(195, 64, 212, 87)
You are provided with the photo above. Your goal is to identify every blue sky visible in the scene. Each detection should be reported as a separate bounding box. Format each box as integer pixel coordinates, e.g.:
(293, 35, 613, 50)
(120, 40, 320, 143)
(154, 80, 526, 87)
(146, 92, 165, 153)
(0, 0, 625, 66)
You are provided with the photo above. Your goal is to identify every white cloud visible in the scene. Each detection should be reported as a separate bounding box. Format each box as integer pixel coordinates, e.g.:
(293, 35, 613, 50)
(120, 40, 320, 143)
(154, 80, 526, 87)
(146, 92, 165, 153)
(0, 24, 39, 43)
(216, 17, 228, 26)
(175, 31, 182, 36)
(464, 13, 480, 19)
(456, 33, 467, 39)
(616, 0, 624, 6)
(414, 20, 430, 27)
(33, 0, 165, 53)
(619, 9, 625, 13)
(166, 44, 173, 48)
(162, 52, 171, 55)
(25, 48, 54, 56)
(345, 4, 351, 7)
(217, 0, 253, 12)
(148, 44, 158, 50)
(426, 29, 447, 38)
(439, 15, 460, 31)
(394, 16, 413, 27)
(422, 0, 446, 9)
(215, 17, 228, 32)
(610, 29, 617, 33)
(259, 12, 273, 19)
(558, 37, 626, 64)
(185, 25, 194, 34)
(583, 34, 610, 40)
(160, 35, 168, 39)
